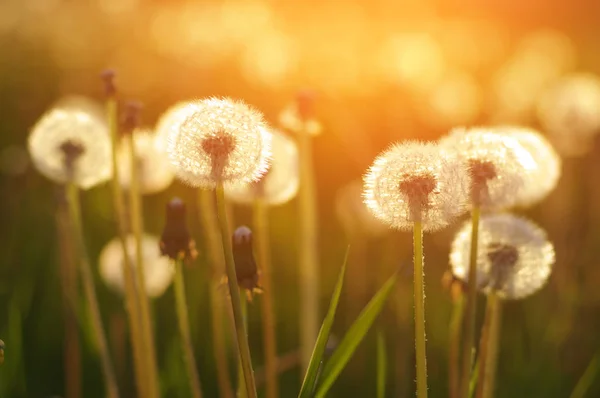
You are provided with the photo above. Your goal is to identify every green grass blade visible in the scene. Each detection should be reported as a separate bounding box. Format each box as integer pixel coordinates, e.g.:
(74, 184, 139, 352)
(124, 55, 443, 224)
(377, 330, 387, 398)
(297, 248, 349, 398)
(569, 352, 600, 398)
(314, 274, 398, 398)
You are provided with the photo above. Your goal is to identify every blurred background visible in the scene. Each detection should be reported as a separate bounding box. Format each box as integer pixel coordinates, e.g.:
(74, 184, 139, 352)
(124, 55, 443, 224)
(2, 0, 600, 397)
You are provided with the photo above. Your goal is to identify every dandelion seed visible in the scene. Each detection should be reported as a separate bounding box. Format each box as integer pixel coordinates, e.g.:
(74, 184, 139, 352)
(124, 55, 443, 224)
(363, 141, 468, 232)
(99, 234, 174, 298)
(28, 104, 112, 189)
(166, 97, 271, 188)
(336, 180, 388, 238)
(450, 213, 555, 299)
(117, 129, 174, 194)
(225, 129, 298, 205)
(440, 128, 535, 210)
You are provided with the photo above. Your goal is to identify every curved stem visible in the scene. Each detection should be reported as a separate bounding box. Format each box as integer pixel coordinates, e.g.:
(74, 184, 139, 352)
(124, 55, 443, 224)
(66, 184, 119, 398)
(127, 133, 160, 398)
(413, 221, 428, 398)
(173, 257, 204, 398)
(460, 207, 481, 398)
(215, 184, 258, 398)
(253, 196, 279, 398)
(475, 293, 502, 398)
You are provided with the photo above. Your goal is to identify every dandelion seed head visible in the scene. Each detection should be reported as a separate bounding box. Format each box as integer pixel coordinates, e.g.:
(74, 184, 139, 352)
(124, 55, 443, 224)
(450, 213, 555, 300)
(225, 129, 298, 205)
(99, 234, 174, 299)
(363, 141, 469, 232)
(28, 105, 112, 189)
(166, 97, 271, 188)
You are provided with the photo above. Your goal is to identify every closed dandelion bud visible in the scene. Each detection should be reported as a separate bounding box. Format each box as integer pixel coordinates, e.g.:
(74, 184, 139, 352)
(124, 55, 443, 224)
(232, 226, 262, 299)
(160, 198, 198, 263)
(335, 180, 388, 238)
(166, 97, 271, 188)
(116, 130, 174, 194)
(225, 129, 299, 205)
(99, 234, 174, 298)
(28, 102, 112, 189)
(440, 128, 535, 210)
(100, 69, 117, 97)
(363, 141, 468, 232)
(121, 101, 143, 134)
(450, 213, 555, 300)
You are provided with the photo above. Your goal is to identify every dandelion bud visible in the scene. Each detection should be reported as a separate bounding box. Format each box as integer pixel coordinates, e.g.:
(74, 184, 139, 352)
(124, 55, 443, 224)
(99, 234, 174, 298)
(116, 130, 174, 194)
(121, 100, 143, 134)
(232, 226, 262, 299)
(225, 129, 298, 205)
(28, 103, 112, 189)
(160, 198, 197, 263)
(166, 97, 271, 188)
(450, 213, 555, 300)
(363, 141, 468, 232)
(100, 69, 117, 97)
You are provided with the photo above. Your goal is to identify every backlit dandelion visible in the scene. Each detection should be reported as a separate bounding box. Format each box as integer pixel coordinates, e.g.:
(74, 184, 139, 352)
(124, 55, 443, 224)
(363, 141, 468, 232)
(99, 234, 174, 299)
(117, 129, 174, 194)
(166, 97, 271, 188)
(225, 129, 298, 205)
(28, 104, 112, 189)
(450, 213, 555, 299)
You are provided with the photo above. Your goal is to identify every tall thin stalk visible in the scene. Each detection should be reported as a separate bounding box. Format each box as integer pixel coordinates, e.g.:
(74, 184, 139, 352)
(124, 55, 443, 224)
(65, 184, 119, 398)
(253, 196, 278, 398)
(460, 207, 481, 398)
(449, 295, 465, 398)
(215, 184, 258, 398)
(173, 257, 204, 398)
(413, 221, 428, 398)
(237, 291, 249, 398)
(127, 133, 160, 398)
(475, 293, 502, 398)
(197, 189, 234, 398)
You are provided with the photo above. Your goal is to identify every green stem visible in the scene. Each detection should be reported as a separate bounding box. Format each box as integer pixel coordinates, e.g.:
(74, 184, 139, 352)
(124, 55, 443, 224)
(570, 352, 600, 398)
(237, 292, 248, 398)
(215, 184, 258, 398)
(66, 184, 119, 398)
(297, 120, 319, 371)
(253, 196, 279, 398)
(413, 221, 428, 398)
(197, 188, 234, 398)
(460, 207, 481, 398)
(107, 97, 148, 398)
(475, 293, 502, 398)
(127, 133, 160, 398)
(449, 295, 465, 398)
(173, 257, 204, 398)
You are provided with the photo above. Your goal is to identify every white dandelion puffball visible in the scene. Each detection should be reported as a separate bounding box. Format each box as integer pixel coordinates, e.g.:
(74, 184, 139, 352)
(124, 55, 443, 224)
(117, 130, 174, 194)
(336, 180, 388, 238)
(28, 105, 112, 189)
(440, 128, 536, 210)
(166, 97, 271, 188)
(99, 234, 174, 298)
(224, 129, 298, 205)
(450, 213, 555, 300)
(363, 141, 469, 232)
(492, 126, 561, 207)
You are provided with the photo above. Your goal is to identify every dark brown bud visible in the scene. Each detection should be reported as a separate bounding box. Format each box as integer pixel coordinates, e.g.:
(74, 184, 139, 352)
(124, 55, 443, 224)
(232, 226, 262, 300)
(121, 100, 143, 135)
(100, 69, 117, 97)
(160, 198, 198, 263)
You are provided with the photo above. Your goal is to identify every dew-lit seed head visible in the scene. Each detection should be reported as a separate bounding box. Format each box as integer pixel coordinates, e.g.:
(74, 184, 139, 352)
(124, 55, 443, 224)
(225, 129, 299, 205)
(231, 226, 262, 300)
(28, 103, 112, 189)
(166, 97, 271, 188)
(335, 180, 388, 238)
(117, 129, 174, 194)
(99, 234, 174, 298)
(363, 141, 469, 232)
(160, 198, 198, 263)
(450, 213, 555, 299)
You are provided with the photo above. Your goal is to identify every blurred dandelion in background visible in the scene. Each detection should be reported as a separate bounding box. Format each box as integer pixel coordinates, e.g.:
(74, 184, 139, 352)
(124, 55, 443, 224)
(279, 101, 322, 137)
(225, 129, 299, 205)
(450, 213, 555, 299)
(99, 234, 174, 299)
(116, 129, 174, 194)
(335, 180, 388, 238)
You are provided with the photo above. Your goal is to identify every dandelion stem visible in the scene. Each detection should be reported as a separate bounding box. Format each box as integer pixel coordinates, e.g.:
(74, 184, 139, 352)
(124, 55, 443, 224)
(65, 184, 119, 398)
(215, 184, 258, 398)
(460, 207, 481, 398)
(197, 188, 234, 398)
(106, 96, 148, 398)
(253, 196, 279, 398)
(475, 293, 502, 398)
(127, 133, 160, 398)
(413, 220, 428, 398)
(237, 291, 249, 398)
(173, 257, 204, 398)
(449, 295, 465, 398)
